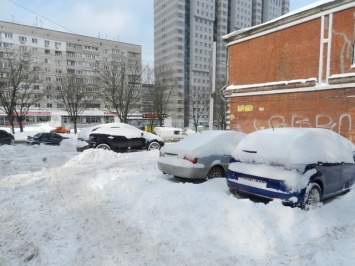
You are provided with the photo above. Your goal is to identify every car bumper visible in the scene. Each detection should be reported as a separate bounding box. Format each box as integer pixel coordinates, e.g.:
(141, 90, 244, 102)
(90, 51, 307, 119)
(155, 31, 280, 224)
(227, 178, 303, 207)
(157, 157, 208, 179)
(75, 139, 92, 152)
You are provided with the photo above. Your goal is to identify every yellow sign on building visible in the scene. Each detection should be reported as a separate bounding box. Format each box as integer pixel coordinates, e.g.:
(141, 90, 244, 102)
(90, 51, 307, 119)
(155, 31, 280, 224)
(237, 105, 253, 112)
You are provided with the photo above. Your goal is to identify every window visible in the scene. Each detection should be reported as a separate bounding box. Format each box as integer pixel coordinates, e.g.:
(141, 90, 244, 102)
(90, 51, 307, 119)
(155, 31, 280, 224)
(32, 38, 38, 44)
(19, 36, 27, 43)
(45, 58, 51, 64)
(0, 42, 13, 48)
(32, 47, 38, 53)
(45, 49, 50, 54)
(55, 51, 62, 56)
(44, 40, 50, 47)
(47, 103, 52, 108)
(84, 45, 98, 51)
(34, 103, 40, 108)
(4, 32, 13, 39)
(55, 42, 61, 48)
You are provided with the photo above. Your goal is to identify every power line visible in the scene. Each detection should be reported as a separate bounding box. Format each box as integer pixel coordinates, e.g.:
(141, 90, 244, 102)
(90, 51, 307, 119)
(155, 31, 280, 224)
(7, 0, 155, 60)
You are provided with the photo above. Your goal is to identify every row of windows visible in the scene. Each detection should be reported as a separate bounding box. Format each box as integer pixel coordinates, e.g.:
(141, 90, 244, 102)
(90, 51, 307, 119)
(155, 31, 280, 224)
(0, 35, 127, 55)
(18, 36, 61, 47)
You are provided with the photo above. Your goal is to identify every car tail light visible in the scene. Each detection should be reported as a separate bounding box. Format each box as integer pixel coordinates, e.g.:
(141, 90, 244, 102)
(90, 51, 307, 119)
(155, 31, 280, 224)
(184, 156, 198, 164)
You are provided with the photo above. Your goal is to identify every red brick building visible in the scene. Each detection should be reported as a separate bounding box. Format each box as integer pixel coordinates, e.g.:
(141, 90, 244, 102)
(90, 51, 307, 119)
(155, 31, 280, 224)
(223, 0, 355, 143)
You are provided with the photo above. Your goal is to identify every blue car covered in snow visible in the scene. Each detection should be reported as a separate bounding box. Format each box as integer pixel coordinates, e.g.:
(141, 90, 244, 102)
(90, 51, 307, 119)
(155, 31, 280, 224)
(227, 128, 355, 209)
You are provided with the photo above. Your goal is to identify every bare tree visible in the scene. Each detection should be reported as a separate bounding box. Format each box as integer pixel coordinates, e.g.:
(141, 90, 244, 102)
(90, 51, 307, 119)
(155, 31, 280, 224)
(96, 59, 143, 123)
(213, 78, 227, 130)
(142, 64, 177, 127)
(0, 49, 44, 133)
(52, 75, 91, 134)
(189, 90, 209, 132)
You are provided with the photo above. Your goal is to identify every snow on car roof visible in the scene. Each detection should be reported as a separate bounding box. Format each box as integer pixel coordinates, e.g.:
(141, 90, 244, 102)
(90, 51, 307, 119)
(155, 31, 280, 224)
(162, 130, 246, 157)
(232, 128, 355, 166)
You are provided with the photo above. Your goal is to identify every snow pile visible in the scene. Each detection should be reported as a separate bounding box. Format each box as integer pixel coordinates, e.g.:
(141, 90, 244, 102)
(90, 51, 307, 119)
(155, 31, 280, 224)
(0, 126, 355, 265)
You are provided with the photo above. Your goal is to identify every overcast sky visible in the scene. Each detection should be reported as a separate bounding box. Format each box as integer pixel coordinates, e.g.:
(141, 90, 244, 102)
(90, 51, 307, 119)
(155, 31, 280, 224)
(0, 0, 321, 65)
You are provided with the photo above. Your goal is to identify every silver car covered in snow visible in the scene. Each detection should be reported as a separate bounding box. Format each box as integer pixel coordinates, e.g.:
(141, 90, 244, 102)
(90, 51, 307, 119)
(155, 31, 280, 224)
(157, 130, 246, 180)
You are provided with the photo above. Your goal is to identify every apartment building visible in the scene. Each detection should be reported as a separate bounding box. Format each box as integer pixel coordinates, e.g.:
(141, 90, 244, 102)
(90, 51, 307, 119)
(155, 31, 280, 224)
(0, 20, 141, 126)
(154, 0, 290, 128)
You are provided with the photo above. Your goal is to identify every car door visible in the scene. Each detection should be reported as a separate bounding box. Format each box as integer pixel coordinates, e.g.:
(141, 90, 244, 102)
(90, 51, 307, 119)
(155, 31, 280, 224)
(109, 135, 129, 149)
(315, 163, 344, 197)
(340, 162, 355, 190)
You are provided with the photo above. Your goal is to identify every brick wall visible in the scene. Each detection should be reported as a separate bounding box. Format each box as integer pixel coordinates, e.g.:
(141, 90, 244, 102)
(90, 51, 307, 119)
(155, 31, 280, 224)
(228, 18, 322, 85)
(227, 88, 355, 142)
(226, 7, 355, 143)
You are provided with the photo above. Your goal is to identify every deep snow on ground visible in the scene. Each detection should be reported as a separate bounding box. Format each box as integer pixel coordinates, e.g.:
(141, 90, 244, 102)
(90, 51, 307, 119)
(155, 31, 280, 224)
(0, 125, 355, 265)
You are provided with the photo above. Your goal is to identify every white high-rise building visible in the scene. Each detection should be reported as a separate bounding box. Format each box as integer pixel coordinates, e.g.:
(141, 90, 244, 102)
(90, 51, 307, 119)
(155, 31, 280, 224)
(154, 0, 290, 128)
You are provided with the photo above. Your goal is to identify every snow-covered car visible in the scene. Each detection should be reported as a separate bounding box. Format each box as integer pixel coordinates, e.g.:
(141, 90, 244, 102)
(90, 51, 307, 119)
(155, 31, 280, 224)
(157, 130, 246, 180)
(0, 129, 15, 145)
(227, 128, 355, 209)
(27, 132, 69, 146)
(76, 123, 164, 152)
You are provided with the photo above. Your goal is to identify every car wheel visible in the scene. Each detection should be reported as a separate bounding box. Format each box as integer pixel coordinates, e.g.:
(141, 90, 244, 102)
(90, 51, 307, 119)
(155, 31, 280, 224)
(96, 143, 111, 151)
(206, 166, 224, 180)
(302, 183, 322, 210)
(148, 141, 160, 151)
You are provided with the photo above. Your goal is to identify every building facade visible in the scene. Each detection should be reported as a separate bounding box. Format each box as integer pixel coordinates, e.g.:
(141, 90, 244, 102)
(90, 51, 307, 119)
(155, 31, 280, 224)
(0, 20, 141, 126)
(154, 0, 289, 128)
(223, 0, 355, 142)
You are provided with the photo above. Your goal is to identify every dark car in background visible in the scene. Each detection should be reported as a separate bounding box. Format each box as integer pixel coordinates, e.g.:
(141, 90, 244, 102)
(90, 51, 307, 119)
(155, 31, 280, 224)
(0, 129, 15, 146)
(227, 128, 355, 209)
(27, 132, 69, 146)
(76, 123, 164, 152)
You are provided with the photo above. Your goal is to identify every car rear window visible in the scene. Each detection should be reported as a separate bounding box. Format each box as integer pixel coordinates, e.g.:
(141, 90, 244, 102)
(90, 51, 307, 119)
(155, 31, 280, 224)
(232, 128, 355, 166)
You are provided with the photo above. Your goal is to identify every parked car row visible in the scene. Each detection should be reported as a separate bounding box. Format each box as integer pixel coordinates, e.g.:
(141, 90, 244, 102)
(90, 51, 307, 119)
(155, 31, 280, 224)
(3, 122, 355, 210)
(157, 127, 355, 210)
